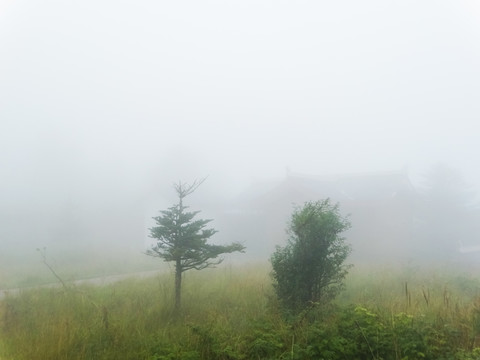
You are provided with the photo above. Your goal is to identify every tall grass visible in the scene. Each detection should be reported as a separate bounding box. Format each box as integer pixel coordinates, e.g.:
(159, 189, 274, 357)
(2, 262, 480, 359)
(0, 263, 274, 360)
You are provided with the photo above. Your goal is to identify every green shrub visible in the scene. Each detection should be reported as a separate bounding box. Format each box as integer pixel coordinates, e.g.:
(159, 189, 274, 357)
(271, 200, 351, 313)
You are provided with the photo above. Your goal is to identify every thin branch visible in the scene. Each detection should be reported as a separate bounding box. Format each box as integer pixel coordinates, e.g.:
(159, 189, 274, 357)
(36, 247, 68, 290)
(174, 177, 208, 199)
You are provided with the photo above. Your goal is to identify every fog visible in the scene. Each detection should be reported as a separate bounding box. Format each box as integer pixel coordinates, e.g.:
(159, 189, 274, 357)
(1, 1, 480, 282)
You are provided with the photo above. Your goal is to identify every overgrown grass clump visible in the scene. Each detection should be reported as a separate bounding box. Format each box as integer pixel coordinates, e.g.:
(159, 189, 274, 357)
(2, 264, 480, 359)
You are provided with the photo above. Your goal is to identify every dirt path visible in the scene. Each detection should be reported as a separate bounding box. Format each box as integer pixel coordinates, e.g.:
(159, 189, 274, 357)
(0, 270, 161, 300)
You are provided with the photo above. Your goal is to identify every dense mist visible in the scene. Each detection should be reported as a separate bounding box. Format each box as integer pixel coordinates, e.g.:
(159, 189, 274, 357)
(1, 1, 480, 283)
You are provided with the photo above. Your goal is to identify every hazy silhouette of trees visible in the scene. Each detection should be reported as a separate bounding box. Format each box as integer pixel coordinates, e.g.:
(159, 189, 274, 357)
(414, 164, 477, 261)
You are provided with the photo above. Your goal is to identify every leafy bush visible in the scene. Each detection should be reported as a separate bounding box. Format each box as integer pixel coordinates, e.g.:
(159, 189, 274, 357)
(271, 200, 351, 312)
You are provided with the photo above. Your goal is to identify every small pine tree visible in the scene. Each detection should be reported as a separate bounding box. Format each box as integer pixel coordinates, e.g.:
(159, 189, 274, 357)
(147, 179, 245, 311)
(271, 199, 351, 312)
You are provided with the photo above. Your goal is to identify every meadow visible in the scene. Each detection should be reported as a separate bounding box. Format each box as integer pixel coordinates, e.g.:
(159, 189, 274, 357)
(2, 262, 480, 359)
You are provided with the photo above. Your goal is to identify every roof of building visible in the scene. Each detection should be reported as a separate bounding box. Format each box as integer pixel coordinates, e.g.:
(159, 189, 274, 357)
(237, 169, 415, 210)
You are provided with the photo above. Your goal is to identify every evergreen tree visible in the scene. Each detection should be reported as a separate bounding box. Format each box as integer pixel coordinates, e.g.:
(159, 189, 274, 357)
(147, 180, 245, 311)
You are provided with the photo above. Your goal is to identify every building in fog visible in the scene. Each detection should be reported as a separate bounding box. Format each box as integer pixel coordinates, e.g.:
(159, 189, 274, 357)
(218, 170, 417, 263)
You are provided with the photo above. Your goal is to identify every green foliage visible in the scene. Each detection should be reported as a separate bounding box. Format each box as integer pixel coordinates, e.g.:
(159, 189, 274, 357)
(147, 180, 244, 310)
(244, 321, 286, 359)
(3, 265, 480, 359)
(147, 180, 244, 271)
(271, 199, 351, 312)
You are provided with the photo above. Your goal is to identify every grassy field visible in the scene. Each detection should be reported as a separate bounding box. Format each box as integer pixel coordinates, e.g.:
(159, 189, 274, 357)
(2, 262, 480, 359)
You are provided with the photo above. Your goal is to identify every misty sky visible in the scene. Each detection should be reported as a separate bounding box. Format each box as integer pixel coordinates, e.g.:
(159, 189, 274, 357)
(1, 1, 480, 251)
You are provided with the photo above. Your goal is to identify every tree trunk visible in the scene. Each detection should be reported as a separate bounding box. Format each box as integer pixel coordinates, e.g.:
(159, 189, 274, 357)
(174, 259, 182, 312)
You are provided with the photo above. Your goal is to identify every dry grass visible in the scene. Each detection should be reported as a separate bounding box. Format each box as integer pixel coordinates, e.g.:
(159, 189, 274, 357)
(2, 262, 480, 359)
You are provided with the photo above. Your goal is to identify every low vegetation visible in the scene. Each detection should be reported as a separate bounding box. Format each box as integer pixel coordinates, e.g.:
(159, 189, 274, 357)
(2, 263, 480, 359)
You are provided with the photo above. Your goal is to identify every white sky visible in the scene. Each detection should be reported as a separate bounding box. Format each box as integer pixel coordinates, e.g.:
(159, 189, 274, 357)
(1, 1, 480, 245)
